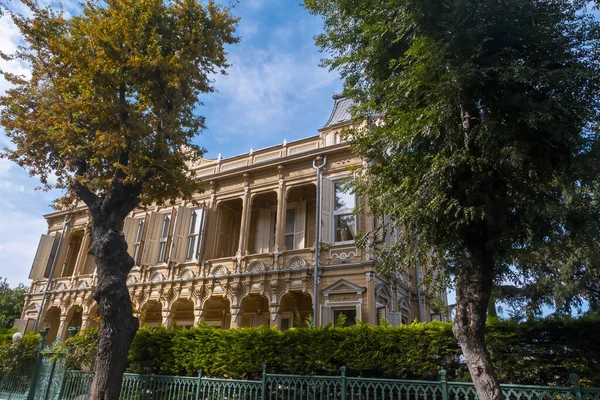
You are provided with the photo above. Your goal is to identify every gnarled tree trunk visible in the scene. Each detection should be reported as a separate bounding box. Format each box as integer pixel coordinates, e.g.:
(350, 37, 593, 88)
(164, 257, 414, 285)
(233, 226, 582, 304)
(85, 196, 139, 400)
(453, 243, 503, 400)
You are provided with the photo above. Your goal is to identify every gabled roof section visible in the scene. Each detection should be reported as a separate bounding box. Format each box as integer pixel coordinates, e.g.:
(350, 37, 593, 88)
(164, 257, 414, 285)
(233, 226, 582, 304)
(323, 279, 366, 294)
(321, 94, 355, 129)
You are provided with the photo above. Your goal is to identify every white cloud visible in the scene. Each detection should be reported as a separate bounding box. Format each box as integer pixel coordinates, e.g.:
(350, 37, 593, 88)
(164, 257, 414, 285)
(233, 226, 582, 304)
(206, 43, 339, 146)
(0, 208, 48, 286)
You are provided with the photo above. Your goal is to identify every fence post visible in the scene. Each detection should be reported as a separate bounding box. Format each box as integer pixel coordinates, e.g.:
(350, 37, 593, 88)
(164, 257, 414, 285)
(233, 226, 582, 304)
(438, 369, 448, 400)
(142, 367, 151, 400)
(27, 328, 49, 400)
(261, 364, 267, 400)
(570, 373, 582, 400)
(340, 366, 347, 400)
(195, 369, 203, 400)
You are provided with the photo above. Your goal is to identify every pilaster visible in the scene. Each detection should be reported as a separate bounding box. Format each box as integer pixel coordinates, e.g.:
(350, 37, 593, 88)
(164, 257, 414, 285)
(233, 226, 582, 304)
(365, 272, 377, 325)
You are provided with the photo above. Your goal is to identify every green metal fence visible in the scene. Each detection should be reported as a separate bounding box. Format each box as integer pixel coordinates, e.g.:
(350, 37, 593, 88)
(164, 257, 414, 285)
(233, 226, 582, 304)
(52, 366, 600, 400)
(0, 374, 29, 400)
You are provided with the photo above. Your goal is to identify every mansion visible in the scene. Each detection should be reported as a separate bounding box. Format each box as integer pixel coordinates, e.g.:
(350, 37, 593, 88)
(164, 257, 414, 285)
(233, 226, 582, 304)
(16, 96, 448, 344)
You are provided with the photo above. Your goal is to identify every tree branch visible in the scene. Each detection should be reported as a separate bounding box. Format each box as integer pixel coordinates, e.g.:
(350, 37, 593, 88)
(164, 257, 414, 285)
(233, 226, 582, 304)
(73, 159, 99, 209)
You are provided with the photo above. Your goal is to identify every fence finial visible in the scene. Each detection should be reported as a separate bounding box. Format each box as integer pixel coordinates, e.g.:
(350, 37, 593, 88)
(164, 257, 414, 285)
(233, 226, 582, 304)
(438, 369, 447, 382)
(340, 366, 346, 377)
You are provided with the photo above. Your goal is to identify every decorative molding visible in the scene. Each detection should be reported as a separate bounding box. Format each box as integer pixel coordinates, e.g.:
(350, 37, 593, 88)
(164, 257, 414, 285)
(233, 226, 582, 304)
(286, 256, 307, 270)
(330, 247, 358, 260)
(75, 280, 89, 289)
(149, 272, 165, 283)
(126, 275, 138, 285)
(179, 268, 195, 280)
(211, 265, 229, 277)
(247, 261, 266, 273)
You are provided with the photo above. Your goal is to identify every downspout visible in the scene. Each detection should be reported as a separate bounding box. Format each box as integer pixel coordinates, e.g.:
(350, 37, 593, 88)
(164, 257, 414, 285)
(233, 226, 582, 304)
(312, 156, 327, 327)
(33, 215, 71, 332)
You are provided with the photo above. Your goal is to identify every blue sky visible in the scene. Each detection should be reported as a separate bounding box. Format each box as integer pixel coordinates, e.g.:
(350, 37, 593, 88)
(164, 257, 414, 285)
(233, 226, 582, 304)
(0, 0, 342, 287)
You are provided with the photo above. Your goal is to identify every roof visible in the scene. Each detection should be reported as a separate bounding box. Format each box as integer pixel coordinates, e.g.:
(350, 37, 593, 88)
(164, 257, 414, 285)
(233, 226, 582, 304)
(321, 94, 355, 129)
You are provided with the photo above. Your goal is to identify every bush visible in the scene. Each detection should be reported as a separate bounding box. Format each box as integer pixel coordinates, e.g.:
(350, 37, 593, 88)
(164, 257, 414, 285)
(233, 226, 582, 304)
(0, 332, 40, 378)
(0, 327, 18, 344)
(54, 327, 99, 371)
(60, 318, 600, 386)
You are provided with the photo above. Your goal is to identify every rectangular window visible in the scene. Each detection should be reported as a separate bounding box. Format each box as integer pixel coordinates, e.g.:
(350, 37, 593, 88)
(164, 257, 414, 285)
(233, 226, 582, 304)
(333, 181, 356, 243)
(285, 208, 295, 250)
(157, 214, 171, 263)
(133, 219, 145, 263)
(186, 209, 203, 260)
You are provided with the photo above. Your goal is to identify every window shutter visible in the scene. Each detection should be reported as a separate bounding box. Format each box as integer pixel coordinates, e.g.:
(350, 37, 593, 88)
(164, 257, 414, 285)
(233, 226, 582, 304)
(321, 305, 333, 326)
(320, 176, 333, 244)
(293, 201, 306, 249)
(387, 311, 402, 327)
(170, 206, 193, 263)
(141, 212, 161, 266)
(384, 215, 392, 246)
(44, 233, 61, 278)
(29, 234, 56, 280)
(83, 252, 96, 275)
(377, 307, 387, 324)
(196, 206, 208, 261)
(122, 217, 137, 257)
(216, 208, 234, 258)
(254, 209, 272, 254)
(374, 217, 384, 243)
(52, 228, 71, 279)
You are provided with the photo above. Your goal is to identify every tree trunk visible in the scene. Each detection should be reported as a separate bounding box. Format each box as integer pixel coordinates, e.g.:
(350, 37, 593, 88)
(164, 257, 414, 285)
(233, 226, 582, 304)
(89, 225, 139, 400)
(453, 249, 502, 400)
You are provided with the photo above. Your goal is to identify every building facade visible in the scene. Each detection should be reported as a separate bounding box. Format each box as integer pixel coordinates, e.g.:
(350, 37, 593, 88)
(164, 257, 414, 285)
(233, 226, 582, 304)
(17, 96, 448, 344)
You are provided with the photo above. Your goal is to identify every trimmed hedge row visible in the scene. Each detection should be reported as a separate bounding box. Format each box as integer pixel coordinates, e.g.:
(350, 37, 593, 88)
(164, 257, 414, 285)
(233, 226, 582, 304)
(60, 318, 600, 386)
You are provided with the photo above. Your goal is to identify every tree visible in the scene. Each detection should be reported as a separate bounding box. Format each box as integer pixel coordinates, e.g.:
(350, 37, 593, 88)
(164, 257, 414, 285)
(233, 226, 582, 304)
(304, 0, 600, 398)
(0, 1, 238, 398)
(0, 278, 26, 329)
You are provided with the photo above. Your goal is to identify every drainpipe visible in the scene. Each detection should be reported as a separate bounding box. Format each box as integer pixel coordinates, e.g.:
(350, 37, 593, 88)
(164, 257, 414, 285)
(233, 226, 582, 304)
(33, 215, 71, 333)
(312, 156, 327, 327)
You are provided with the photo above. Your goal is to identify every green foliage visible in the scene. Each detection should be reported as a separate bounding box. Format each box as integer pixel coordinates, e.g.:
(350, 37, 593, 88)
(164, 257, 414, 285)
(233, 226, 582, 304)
(54, 327, 99, 371)
(0, 0, 239, 208)
(0, 328, 18, 344)
(62, 319, 599, 385)
(305, 0, 600, 316)
(485, 317, 600, 386)
(0, 332, 40, 378)
(127, 327, 177, 375)
(0, 278, 27, 329)
(335, 312, 347, 327)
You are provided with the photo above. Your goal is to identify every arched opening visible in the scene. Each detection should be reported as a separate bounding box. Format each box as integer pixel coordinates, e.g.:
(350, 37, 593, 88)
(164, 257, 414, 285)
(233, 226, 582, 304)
(201, 296, 231, 328)
(239, 294, 269, 328)
(279, 292, 313, 330)
(248, 192, 278, 255)
(85, 304, 99, 329)
(42, 306, 61, 345)
(61, 305, 83, 340)
(171, 299, 195, 329)
(140, 300, 162, 328)
(285, 185, 316, 250)
(214, 199, 243, 258)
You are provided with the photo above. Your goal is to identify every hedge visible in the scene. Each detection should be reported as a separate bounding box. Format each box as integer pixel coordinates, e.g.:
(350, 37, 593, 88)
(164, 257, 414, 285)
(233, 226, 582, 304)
(0, 332, 40, 378)
(59, 318, 600, 386)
